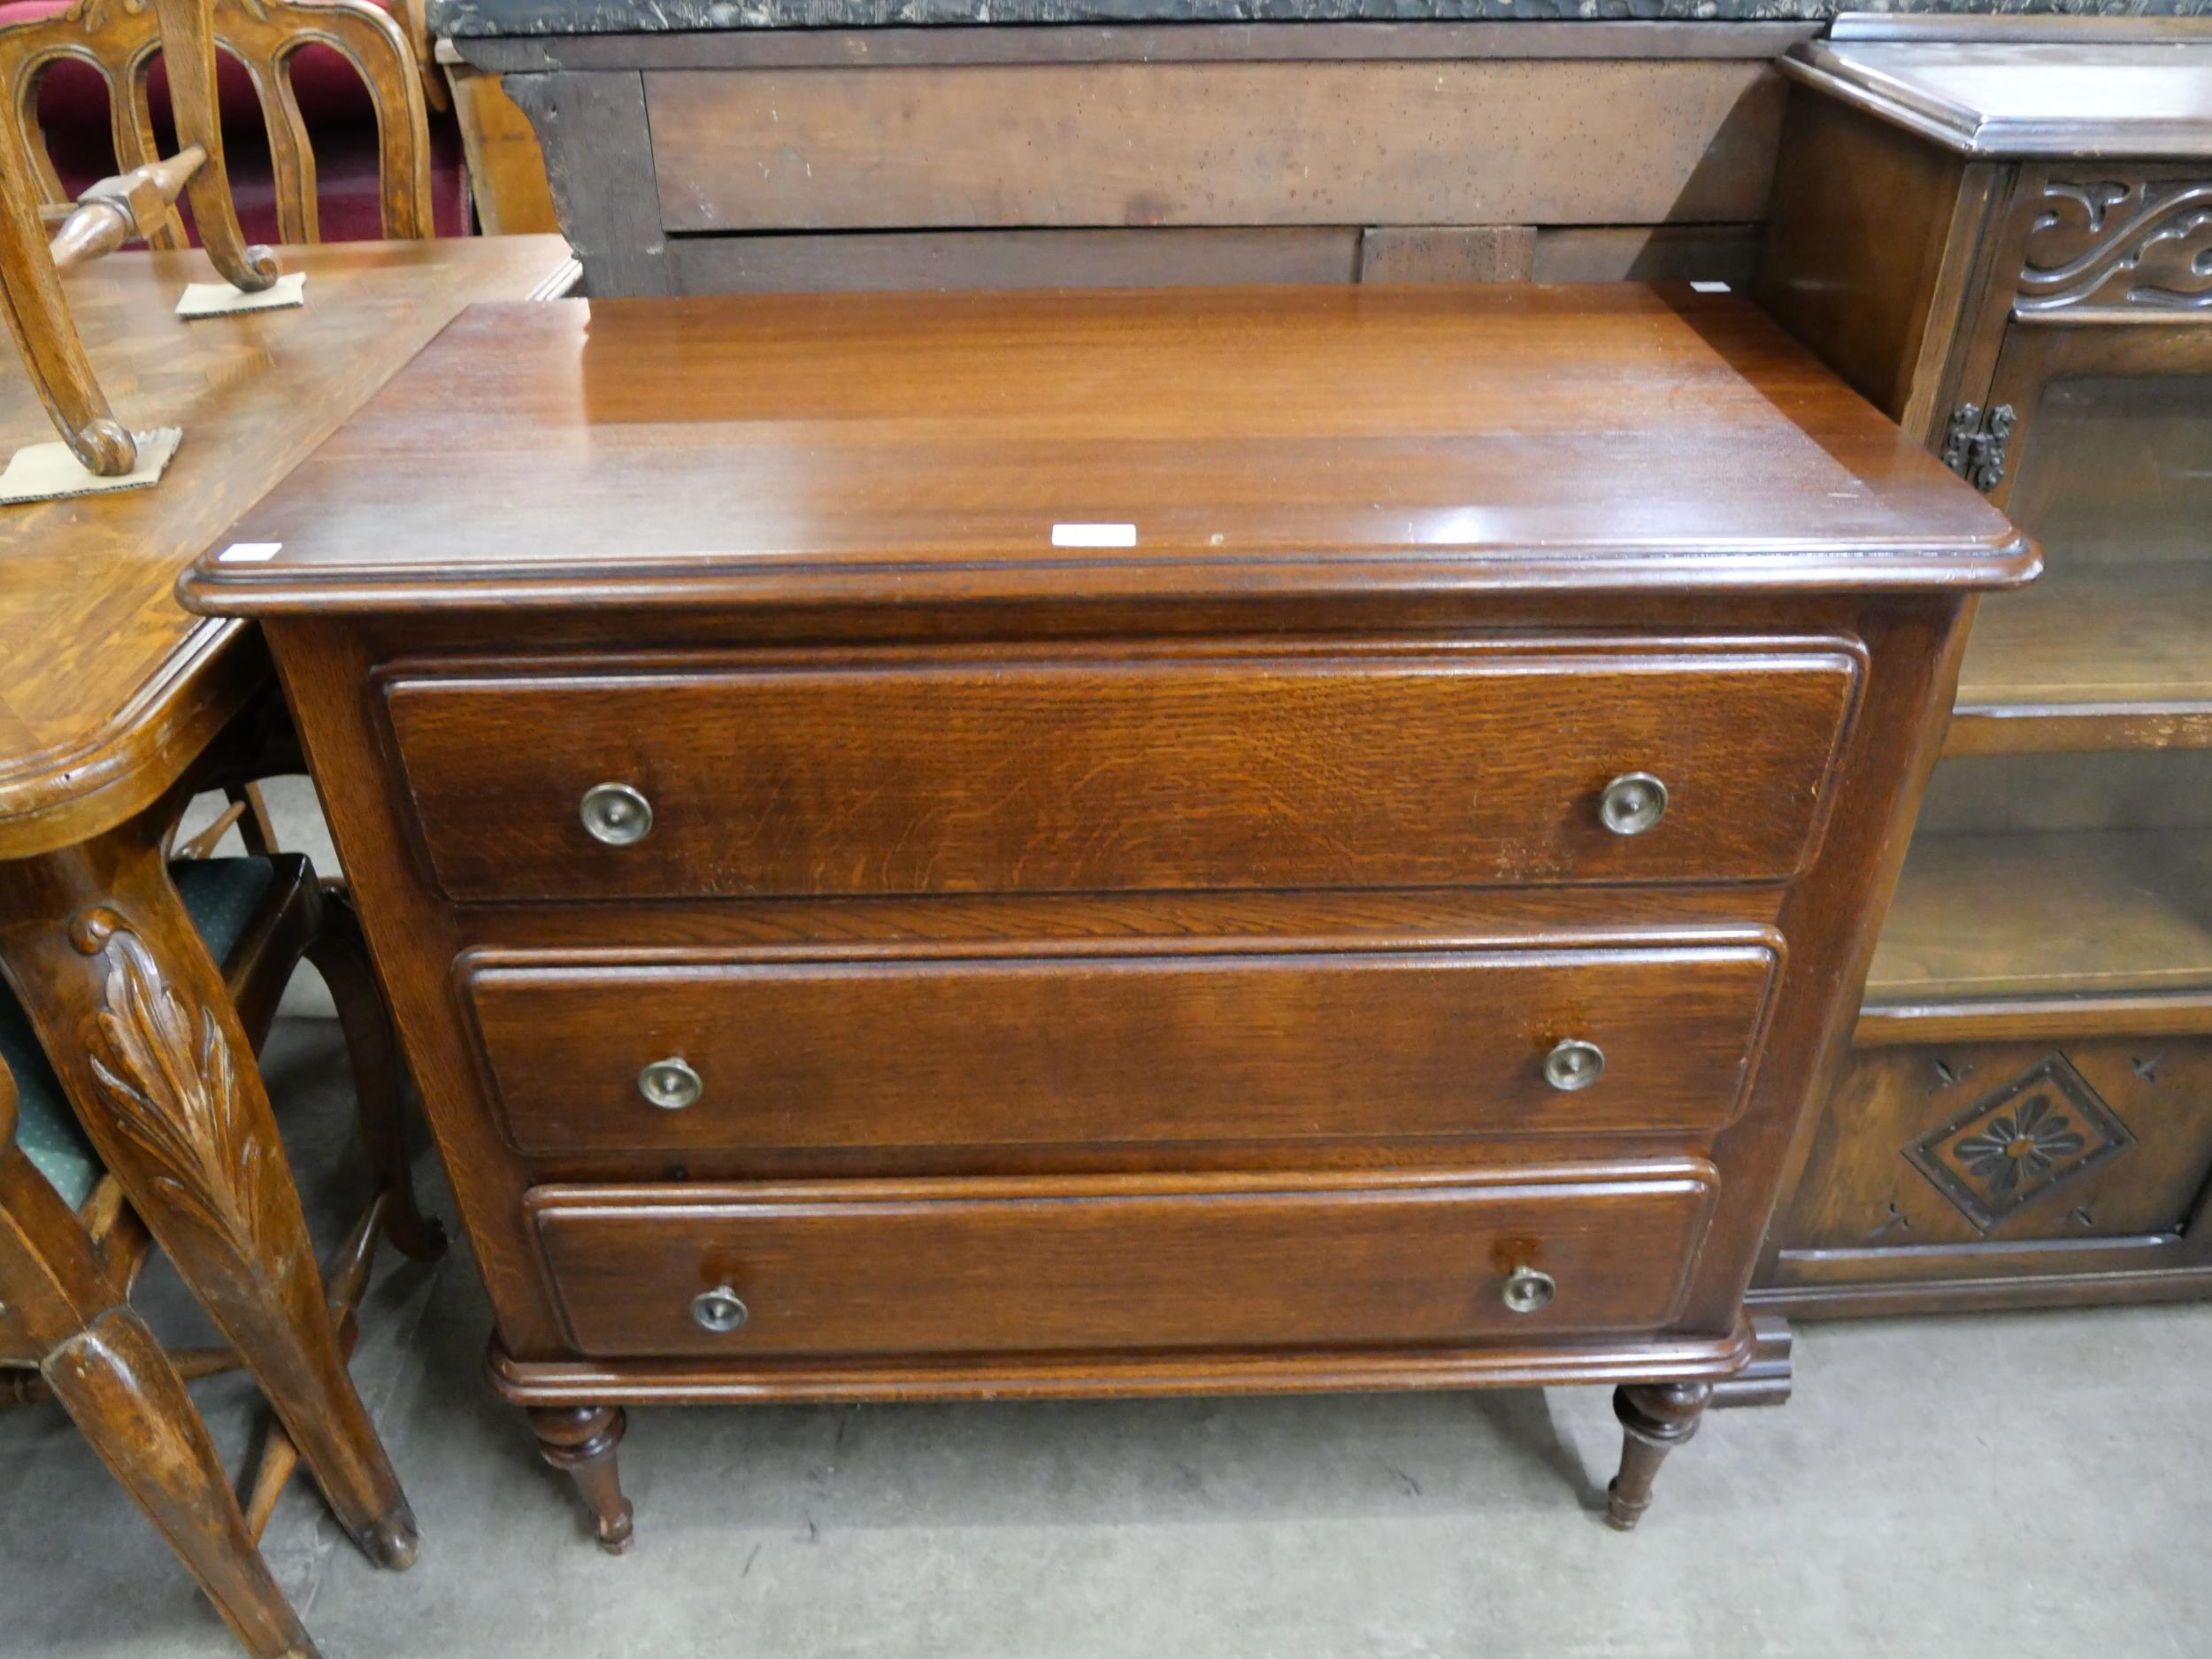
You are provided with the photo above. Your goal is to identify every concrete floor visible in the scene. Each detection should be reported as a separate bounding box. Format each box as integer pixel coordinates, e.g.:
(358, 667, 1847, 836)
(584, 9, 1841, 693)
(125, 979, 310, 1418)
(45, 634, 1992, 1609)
(4, 784, 2208, 1657)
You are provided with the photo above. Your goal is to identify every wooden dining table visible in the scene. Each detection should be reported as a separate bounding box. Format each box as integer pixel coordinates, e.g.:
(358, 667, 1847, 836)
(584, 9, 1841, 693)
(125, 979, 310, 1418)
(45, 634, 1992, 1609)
(0, 233, 576, 1555)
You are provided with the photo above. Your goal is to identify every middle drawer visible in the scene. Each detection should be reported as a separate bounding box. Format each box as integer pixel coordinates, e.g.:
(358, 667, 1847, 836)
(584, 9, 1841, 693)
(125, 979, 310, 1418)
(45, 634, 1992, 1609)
(465, 940, 1780, 1156)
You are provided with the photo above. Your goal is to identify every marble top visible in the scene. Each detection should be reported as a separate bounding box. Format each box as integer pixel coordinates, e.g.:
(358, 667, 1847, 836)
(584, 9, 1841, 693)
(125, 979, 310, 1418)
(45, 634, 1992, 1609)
(427, 0, 2212, 40)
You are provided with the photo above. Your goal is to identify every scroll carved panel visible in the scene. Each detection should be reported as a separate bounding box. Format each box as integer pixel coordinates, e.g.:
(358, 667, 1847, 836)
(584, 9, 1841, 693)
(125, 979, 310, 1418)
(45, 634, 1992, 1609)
(2016, 178, 2212, 319)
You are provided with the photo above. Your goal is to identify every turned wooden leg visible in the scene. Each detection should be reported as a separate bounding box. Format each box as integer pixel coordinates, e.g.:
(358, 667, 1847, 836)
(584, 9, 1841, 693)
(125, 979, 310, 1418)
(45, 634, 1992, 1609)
(531, 1405, 635, 1555)
(0, 818, 416, 1571)
(1606, 1380, 1711, 1532)
(304, 888, 446, 1263)
(2, 1095, 317, 1659)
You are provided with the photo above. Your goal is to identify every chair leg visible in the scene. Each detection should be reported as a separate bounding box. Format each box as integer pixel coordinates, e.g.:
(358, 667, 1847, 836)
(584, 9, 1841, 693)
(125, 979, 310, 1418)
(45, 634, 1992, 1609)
(530, 1404, 635, 1555)
(0, 824, 416, 1571)
(45, 1307, 321, 1659)
(304, 891, 445, 1263)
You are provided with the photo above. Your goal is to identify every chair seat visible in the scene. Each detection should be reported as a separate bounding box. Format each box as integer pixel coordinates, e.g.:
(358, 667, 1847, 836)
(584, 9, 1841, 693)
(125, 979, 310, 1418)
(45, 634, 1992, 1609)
(2, 857, 275, 1210)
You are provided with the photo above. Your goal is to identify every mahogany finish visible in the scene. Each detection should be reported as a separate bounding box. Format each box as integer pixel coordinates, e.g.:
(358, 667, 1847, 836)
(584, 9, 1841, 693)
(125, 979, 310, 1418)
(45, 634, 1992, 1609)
(180, 281, 2029, 1545)
(1746, 17, 2212, 1378)
(388, 647, 1859, 901)
(466, 942, 1782, 1155)
(534, 1167, 1719, 1360)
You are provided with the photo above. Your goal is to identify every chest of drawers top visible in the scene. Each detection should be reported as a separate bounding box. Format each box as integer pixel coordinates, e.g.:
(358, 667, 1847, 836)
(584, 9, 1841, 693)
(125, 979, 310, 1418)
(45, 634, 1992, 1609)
(173, 286, 2031, 1535)
(182, 282, 2030, 618)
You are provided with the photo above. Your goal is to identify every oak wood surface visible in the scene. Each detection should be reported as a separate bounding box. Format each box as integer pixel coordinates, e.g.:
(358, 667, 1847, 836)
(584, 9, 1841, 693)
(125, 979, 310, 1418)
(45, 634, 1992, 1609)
(466, 941, 1779, 1156)
(1950, 565, 2212, 752)
(1864, 830, 2212, 1007)
(0, 805, 418, 1570)
(1775, 1034, 2212, 1256)
(1742, 34, 2212, 1337)
(486, 1323, 1763, 1406)
(1755, 88, 1977, 426)
(199, 282, 2010, 1535)
(0, 234, 577, 861)
(382, 644, 1860, 901)
(0, 0, 435, 250)
(0, 1070, 320, 1658)
(180, 285, 2032, 617)
(530, 1165, 1719, 1359)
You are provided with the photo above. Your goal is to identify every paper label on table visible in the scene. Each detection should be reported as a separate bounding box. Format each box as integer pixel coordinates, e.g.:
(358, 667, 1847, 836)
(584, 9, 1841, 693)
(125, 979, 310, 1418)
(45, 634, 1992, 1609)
(1051, 523, 1138, 549)
(175, 271, 307, 319)
(0, 426, 180, 504)
(219, 541, 283, 563)
(1690, 281, 1732, 294)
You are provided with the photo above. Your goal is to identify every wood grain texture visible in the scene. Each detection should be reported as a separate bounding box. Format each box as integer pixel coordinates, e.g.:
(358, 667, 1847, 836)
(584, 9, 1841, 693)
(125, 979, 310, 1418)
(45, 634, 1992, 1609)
(383, 644, 1860, 901)
(204, 282, 2012, 1535)
(0, 234, 578, 861)
(499, 70, 667, 296)
(0, 1068, 319, 1656)
(0, 814, 418, 1570)
(1755, 88, 1975, 425)
(465, 941, 1780, 1156)
(643, 60, 1785, 234)
(0, 57, 132, 473)
(1951, 565, 2212, 752)
(530, 1165, 1719, 1359)
(445, 62, 559, 235)
(0, 0, 434, 252)
(1747, 46, 2212, 1325)
(1775, 1035, 2212, 1259)
(180, 285, 2033, 618)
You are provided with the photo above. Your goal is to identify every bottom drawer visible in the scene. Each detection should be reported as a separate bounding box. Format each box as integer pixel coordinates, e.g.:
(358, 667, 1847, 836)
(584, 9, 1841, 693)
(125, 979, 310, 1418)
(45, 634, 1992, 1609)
(530, 1164, 1717, 1359)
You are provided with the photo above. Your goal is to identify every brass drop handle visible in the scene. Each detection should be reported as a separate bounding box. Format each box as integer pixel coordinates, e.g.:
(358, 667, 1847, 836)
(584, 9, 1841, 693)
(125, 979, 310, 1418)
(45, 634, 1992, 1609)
(638, 1058, 702, 1110)
(1599, 772, 1668, 836)
(1502, 1268, 1556, 1315)
(1543, 1038, 1605, 1092)
(580, 781, 653, 846)
(691, 1286, 749, 1333)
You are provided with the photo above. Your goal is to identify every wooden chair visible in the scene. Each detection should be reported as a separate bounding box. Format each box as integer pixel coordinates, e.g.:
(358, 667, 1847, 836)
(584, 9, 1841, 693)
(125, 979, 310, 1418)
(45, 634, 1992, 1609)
(0, 0, 435, 247)
(0, 828, 442, 1657)
(0, 0, 286, 473)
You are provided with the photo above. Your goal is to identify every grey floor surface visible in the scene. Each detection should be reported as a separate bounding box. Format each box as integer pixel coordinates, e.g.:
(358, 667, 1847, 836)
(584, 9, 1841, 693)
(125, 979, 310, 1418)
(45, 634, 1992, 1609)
(3, 782, 2208, 1657)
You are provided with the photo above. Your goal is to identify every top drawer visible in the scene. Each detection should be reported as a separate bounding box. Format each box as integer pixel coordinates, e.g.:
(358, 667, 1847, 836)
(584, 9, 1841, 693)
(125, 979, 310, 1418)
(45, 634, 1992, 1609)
(384, 641, 1861, 903)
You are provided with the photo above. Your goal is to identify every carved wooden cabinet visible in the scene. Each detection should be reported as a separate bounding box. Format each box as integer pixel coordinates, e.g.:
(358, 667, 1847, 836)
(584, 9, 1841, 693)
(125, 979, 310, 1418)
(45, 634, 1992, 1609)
(180, 284, 2024, 1543)
(1750, 16, 2212, 1384)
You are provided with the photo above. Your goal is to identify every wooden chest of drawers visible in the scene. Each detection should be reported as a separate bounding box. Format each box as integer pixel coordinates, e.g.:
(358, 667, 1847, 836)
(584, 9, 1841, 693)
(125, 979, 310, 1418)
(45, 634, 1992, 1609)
(180, 284, 2031, 1547)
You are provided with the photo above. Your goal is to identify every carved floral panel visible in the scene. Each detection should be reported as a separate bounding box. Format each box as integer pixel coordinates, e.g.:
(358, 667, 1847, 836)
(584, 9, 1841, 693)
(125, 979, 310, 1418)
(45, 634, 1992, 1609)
(1903, 1053, 2134, 1232)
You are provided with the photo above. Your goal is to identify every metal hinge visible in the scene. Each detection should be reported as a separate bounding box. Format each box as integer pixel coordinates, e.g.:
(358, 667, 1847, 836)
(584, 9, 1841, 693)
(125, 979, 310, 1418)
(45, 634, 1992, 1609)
(1940, 402, 2016, 493)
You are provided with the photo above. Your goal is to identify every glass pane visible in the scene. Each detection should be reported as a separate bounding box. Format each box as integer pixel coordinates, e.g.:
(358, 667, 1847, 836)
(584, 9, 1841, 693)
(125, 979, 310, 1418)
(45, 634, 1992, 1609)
(2008, 373, 2212, 566)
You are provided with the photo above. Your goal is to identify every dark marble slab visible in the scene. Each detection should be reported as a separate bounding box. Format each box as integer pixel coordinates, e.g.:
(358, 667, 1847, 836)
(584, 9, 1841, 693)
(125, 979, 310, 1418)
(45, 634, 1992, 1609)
(428, 0, 2212, 39)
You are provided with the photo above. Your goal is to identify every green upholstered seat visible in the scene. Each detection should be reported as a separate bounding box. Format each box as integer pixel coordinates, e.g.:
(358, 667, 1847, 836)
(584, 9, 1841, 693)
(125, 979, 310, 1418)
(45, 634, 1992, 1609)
(2, 857, 276, 1210)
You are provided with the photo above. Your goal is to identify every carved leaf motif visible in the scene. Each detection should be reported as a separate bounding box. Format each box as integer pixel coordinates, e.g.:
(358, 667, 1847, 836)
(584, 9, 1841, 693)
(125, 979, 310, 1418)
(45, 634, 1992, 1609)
(2019, 178, 2212, 317)
(81, 919, 266, 1261)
